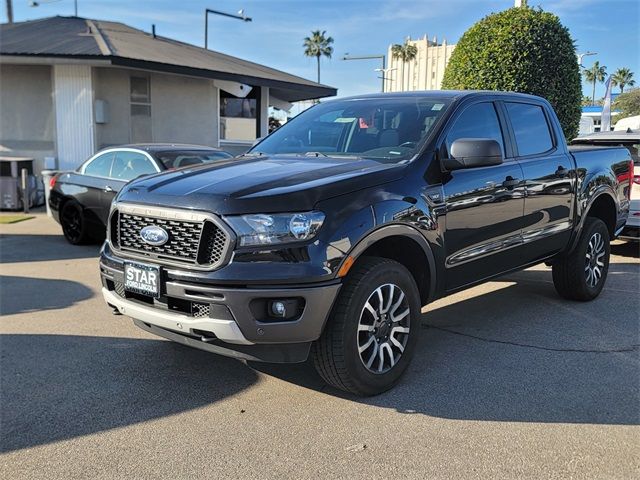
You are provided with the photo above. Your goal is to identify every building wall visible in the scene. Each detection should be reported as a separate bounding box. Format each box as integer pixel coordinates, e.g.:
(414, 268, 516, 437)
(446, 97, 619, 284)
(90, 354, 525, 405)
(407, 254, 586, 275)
(93, 67, 219, 149)
(0, 64, 55, 172)
(150, 72, 218, 146)
(93, 67, 131, 149)
(385, 36, 455, 92)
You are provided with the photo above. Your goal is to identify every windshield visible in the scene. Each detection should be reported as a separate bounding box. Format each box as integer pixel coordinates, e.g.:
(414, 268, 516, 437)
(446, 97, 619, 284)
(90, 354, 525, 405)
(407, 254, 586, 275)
(155, 150, 233, 169)
(250, 97, 451, 163)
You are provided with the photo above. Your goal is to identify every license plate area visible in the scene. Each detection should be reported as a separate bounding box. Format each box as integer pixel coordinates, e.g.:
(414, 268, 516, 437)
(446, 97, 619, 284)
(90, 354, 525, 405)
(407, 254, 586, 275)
(124, 262, 160, 298)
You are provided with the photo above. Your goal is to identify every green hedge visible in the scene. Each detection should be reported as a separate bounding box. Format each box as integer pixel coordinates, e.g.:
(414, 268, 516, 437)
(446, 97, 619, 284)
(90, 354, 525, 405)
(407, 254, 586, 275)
(442, 7, 582, 140)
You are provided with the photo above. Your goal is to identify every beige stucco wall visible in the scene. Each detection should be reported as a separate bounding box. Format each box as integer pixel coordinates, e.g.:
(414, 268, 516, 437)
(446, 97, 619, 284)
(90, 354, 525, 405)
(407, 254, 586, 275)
(151, 72, 219, 146)
(93, 67, 131, 149)
(0, 64, 56, 171)
(93, 67, 219, 148)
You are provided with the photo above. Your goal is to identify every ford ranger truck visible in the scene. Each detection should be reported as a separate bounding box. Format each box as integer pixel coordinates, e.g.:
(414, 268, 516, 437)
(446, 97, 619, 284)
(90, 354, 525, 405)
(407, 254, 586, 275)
(100, 91, 632, 396)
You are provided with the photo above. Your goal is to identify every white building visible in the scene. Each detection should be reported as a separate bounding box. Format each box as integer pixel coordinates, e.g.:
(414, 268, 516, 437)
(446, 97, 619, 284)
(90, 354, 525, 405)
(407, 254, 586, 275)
(384, 35, 455, 92)
(0, 16, 336, 173)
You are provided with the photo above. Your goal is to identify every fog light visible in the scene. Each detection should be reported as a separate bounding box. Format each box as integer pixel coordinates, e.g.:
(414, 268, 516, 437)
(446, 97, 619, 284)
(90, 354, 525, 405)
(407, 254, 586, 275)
(270, 300, 287, 318)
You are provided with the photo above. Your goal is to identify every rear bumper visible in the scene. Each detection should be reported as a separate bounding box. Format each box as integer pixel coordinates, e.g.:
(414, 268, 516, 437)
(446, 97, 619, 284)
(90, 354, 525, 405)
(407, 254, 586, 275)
(619, 201, 640, 240)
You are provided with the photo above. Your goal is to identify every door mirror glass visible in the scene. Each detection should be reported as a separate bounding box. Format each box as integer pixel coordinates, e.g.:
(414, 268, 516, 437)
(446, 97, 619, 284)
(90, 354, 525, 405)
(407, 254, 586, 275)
(443, 138, 503, 170)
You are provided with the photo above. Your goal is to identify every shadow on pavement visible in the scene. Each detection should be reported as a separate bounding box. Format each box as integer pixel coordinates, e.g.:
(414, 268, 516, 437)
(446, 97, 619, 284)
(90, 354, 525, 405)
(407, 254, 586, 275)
(611, 240, 640, 259)
(0, 234, 100, 263)
(0, 275, 95, 315)
(255, 266, 640, 426)
(0, 335, 258, 453)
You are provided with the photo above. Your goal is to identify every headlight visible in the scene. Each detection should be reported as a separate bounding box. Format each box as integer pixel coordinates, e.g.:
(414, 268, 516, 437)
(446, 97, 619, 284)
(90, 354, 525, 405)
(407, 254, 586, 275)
(226, 211, 325, 247)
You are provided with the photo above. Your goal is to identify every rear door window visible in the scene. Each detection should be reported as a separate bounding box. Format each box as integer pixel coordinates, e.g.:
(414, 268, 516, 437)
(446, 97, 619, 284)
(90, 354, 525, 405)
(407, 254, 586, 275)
(505, 102, 554, 156)
(83, 152, 114, 177)
(111, 151, 157, 181)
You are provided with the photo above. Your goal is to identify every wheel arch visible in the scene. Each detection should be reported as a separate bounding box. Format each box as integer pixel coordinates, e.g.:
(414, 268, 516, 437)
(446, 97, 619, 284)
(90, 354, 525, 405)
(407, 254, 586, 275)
(339, 224, 437, 306)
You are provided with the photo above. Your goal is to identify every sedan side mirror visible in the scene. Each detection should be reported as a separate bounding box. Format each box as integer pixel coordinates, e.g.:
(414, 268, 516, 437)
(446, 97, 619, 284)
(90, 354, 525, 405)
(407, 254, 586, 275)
(442, 138, 503, 170)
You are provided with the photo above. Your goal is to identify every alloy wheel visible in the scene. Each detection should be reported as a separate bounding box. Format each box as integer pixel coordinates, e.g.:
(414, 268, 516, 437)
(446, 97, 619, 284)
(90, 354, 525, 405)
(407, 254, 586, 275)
(357, 283, 410, 374)
(584, 232, 605, 288)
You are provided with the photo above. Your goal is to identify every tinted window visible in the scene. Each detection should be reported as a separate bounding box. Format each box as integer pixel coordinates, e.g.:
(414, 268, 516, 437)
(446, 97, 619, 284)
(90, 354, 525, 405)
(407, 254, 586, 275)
(506, 102, 554, 156)
(251, 97, 451, 163)
(83, 152, 114, 177)
(446, 102, 505, 156)
(155, 150, 234, 169)
(111, 151, 157, 181)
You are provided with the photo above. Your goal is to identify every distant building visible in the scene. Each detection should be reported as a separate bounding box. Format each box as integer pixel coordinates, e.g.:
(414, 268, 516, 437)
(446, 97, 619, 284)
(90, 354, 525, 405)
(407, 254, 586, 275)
(384, 35, 455, 92)
(580, 103, 620, 134)
(0, 16, 336, 173)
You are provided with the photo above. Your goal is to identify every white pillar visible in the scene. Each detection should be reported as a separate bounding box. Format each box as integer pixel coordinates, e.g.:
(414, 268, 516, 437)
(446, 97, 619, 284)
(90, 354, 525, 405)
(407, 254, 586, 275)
(259, 86, 269, 138)
(53, 64, 95, 170)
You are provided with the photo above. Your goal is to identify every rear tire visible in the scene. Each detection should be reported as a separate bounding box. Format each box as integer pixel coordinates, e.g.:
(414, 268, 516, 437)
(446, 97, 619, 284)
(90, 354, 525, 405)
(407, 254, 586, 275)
(313, 257, 421, 396)
(60, 200, 90, 245)
(552, 217, 610, 301)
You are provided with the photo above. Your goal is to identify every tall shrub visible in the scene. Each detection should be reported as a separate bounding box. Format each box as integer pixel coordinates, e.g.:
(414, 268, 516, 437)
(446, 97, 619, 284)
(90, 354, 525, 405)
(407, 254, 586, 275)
(442, 7, 582, 140)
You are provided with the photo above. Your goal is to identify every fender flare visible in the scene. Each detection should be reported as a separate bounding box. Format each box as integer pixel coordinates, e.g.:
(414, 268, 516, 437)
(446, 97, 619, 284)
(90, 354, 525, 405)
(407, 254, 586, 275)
(569, 187, 618, 253)
(337, 223, 437, 302)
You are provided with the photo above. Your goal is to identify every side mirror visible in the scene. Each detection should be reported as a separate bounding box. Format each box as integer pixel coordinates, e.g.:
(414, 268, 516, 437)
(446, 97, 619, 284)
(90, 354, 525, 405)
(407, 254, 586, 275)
(442, 138, 503, 170)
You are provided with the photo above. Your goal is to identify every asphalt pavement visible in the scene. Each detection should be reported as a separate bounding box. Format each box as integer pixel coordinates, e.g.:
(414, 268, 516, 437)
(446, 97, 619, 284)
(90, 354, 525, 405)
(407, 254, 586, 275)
(1, 214, 638, 479)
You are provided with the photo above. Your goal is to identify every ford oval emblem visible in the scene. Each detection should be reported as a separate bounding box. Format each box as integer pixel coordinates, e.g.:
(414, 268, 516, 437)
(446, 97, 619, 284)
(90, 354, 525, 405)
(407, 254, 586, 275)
(140, 225, 169, 246)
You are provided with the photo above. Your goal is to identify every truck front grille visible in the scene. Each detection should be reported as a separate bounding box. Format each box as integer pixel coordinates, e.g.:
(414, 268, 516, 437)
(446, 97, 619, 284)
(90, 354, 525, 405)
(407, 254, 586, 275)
(110, 205, 233, 270)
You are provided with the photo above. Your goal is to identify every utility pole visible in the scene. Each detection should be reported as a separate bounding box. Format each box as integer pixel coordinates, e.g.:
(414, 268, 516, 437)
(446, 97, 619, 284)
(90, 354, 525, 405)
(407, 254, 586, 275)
(6, 0, 13, 23)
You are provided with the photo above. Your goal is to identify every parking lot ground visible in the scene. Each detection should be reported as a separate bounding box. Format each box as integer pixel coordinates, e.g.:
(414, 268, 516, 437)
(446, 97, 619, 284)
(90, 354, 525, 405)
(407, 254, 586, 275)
(1, 214, 639, 479)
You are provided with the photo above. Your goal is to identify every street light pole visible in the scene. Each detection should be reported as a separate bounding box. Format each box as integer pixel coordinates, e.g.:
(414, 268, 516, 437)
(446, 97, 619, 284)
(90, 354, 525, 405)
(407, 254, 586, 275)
(342, 54, 386, 92)
(577, 51, 597, 68)
(204, 7, 252, 50)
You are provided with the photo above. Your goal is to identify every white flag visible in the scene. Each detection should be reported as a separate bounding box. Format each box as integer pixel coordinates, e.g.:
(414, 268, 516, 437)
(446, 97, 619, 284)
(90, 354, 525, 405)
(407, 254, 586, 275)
(601, 76, 612, 132)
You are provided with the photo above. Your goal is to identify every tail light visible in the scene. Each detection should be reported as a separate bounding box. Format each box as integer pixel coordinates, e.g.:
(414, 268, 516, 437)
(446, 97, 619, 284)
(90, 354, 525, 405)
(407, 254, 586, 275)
(49, 174, 58, 189)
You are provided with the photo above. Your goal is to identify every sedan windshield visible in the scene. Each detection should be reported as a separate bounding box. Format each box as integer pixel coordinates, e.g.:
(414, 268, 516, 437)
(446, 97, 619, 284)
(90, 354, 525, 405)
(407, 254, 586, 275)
(155, 150, 233, 169)
(251, 97, 451, 163)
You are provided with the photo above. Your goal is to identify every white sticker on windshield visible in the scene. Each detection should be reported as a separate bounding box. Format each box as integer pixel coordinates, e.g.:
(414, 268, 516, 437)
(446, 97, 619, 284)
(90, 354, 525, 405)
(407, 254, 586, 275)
(432, 103, 445, 111)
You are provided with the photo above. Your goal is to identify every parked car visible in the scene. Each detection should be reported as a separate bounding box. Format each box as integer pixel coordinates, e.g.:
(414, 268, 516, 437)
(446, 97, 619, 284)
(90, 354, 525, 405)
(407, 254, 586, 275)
(50, 144, 234, 244)
(572, 131, 640, 241)
(99, 92, 632, 396)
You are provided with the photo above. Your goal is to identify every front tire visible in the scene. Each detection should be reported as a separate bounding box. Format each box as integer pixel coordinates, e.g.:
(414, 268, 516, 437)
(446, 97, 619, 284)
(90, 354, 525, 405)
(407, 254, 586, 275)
(313, 257, 421, 396)
(552, 217, 610, 301)
(60, 200, 90, 245)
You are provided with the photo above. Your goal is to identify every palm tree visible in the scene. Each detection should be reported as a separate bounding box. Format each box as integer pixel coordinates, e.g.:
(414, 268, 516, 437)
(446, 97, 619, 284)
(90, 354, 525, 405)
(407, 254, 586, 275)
(303, 30, 334, 84)
(583, 61, 607, 105)
(391, 40, 418, 91)
(611, 67, 635, 93)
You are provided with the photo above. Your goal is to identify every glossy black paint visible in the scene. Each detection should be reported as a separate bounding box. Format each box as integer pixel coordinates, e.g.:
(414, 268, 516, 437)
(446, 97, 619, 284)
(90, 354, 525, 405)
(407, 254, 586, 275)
(102, 91, 632, 303)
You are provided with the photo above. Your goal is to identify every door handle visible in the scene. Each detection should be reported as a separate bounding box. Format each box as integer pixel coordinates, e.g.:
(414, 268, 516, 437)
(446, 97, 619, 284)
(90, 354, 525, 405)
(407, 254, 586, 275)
(502, 177, 520, 189)
(103, 185, 114, 193)
(555, 166, 570, 177)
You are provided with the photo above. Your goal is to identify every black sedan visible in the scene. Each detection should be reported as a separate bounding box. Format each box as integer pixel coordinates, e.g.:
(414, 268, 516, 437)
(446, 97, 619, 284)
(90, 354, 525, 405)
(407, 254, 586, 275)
(50, 144, 234, 244)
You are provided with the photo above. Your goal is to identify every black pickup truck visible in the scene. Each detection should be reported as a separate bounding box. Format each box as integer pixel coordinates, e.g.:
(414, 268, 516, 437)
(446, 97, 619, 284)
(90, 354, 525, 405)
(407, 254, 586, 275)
(100, 91, 633, 395)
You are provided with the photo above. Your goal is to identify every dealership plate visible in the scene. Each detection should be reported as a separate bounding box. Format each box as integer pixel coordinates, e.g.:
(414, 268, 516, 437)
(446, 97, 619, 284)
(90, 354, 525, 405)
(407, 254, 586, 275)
(124, 262, 160, 298)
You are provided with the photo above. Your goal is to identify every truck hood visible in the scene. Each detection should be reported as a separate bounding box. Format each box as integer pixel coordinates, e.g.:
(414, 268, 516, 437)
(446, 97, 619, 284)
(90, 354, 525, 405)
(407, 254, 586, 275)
(117, 155, 405, 215)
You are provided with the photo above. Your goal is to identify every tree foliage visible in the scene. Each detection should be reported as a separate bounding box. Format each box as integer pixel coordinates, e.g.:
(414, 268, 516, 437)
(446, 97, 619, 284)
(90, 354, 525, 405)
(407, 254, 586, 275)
(303, 30, 334, 84)
(582, 61, 607, 105)
(391, 40, 418, 91)
(442, 6, 582, 139)
(613, 88, 640, 121)
(611, 68, 635, 93)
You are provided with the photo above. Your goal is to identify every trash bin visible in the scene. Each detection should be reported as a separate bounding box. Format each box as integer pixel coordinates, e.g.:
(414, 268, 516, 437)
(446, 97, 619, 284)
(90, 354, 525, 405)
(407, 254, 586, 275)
(41, 169, 59, 218)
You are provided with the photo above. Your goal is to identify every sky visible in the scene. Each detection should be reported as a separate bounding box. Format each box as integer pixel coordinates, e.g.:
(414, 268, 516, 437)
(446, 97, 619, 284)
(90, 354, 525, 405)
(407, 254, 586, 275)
(4, 0, 639, 101)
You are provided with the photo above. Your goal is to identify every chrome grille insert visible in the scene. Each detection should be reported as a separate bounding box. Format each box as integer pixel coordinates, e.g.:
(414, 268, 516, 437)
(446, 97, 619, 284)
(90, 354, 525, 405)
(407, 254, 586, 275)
(109, 203, 234, 271)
